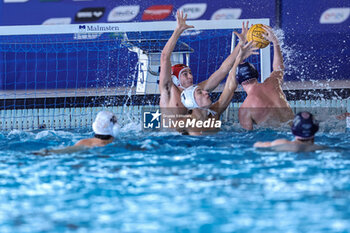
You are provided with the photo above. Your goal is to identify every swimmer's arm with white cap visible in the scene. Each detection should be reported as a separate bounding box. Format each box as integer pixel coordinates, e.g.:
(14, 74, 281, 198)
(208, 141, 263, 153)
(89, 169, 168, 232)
(199, 45, 240, 92)
(159, 10, 194, 101)
(199, 21, 250, 92)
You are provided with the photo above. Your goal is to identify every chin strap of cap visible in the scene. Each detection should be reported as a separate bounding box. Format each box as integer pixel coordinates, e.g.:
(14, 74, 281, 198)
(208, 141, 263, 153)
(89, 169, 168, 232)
(201, 108, 217, 116)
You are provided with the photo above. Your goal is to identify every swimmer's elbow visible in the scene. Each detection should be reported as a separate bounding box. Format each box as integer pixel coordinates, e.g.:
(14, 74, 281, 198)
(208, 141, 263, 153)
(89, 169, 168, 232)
(254, 142, 271, 148)
(160, 51, 171, 63)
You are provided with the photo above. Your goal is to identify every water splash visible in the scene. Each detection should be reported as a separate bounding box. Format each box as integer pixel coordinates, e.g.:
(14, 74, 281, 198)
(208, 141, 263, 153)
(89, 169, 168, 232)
(271, 27, 345, 101)
(272, 27, 299, 77)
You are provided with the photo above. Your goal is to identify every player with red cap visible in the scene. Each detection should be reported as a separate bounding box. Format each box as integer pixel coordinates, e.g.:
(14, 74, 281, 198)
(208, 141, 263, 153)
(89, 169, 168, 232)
(171, 64, 191, 88)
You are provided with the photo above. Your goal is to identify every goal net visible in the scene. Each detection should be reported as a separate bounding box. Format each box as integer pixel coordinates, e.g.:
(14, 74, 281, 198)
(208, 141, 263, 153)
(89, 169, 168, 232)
(0, 19, 271, 130)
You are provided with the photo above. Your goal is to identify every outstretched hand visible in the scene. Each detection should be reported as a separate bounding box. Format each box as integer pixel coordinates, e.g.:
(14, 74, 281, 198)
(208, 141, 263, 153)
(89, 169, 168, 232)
(233, 21, 249, 45)
(176, 10, 194, 32)
(262, 25, 278, 44)
(237, 41, 259, 63)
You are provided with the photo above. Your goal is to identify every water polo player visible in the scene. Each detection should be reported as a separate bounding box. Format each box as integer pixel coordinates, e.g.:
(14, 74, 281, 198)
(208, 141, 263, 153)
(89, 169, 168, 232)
(254, 111, 325, 152)
(238, 25, 294, 130)
(33, 111, 120, 155)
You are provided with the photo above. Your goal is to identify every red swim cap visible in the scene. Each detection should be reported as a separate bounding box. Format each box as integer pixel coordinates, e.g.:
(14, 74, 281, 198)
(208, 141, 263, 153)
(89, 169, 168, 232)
(171, 64, 188, 78)
(171, 64, 190, 87)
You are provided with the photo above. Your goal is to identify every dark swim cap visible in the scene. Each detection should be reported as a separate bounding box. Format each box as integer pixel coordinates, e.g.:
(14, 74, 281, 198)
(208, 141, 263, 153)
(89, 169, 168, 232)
(292, 112, 319, 139)
(236, 62, 259, 85)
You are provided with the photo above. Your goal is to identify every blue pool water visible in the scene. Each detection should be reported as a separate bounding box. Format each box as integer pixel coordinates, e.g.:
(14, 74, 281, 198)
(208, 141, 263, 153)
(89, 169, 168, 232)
(0, 124, 349, 232)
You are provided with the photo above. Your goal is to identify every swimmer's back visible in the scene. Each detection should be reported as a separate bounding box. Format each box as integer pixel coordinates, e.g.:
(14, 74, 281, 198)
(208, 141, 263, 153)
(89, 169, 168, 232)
(240, 72, 293, 125)
(75, 138, 112, 147)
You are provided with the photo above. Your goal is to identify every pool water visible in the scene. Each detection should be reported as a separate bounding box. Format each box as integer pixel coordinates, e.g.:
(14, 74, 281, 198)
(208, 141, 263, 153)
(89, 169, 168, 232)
(0, 124, 349, 233)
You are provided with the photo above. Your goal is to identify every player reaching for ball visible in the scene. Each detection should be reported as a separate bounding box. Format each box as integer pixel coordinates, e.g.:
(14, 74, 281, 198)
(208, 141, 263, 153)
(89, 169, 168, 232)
(237, 25, 294, 130)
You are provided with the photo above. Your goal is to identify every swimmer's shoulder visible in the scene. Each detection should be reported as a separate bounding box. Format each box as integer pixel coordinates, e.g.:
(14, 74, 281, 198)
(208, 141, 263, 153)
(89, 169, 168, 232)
(240, 94, 263, 109)
(269, 70, 284, 79)
(75, 138, 93, 146)
(75, 138, 106, 147)
(264, 71, 284, 84)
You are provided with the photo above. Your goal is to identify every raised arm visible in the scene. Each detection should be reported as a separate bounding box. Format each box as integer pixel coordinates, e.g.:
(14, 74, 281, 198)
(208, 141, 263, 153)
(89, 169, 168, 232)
(210, 62, 239, 116)
(212, 41, 259, 116)
(198, 21, 249, 92)
(159, 11, 194, 103)
(262, 25, 284, 72)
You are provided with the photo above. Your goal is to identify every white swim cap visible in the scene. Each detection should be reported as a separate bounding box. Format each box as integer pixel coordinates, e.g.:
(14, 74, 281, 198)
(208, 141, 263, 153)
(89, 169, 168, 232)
(92, 111, 119, 137)
(181, 85, 199, 110)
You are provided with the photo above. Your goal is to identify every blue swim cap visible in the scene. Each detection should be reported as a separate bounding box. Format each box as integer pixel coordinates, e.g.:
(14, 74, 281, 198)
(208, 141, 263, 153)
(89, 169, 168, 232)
(292, 112, 319, 139)
(236, 62, 259, 85)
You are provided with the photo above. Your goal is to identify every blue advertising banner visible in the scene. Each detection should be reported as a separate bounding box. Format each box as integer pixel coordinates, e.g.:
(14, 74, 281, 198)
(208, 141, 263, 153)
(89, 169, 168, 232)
(282, 0, 349, 34)
(0, 0, 349, 89)
(0, 0, 277, 91)
(0, 0, 275, 25)
(281, 0, 349, 81)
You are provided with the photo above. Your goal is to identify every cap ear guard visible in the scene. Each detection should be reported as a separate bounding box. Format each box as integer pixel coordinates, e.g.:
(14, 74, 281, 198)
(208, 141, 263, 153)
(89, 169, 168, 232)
(291, 112, 319, 139)
(171, 64, 190, 88)
(180, 85, 199, 110)
(172, 75, 181, 87)
(236, 62, 259, 85)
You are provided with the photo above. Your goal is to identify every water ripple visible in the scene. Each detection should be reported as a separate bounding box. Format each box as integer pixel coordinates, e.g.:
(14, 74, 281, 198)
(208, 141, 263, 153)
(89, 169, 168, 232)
(0, 129, 349, 232)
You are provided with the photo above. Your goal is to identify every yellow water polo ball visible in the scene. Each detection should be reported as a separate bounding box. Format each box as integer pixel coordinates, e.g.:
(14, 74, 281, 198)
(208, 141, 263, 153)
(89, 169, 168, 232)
(247, 24, 270, 49)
